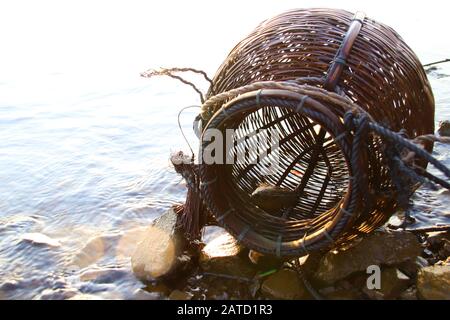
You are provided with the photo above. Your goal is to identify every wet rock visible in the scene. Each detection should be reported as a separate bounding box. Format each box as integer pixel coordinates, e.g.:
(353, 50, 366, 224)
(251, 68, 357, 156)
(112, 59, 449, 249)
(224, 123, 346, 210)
(200, 229, 255, 279)
(71, 234, 119, 268)
(0, 279, 25, 293)
(377, 268, 411, 299)
(143, 282, 171, 296)
(322, 287, 361, 300)
(261, 269, 308, 300)
(68, 293, 102, 300)
(361, 287, 384, 300)
(168, 290, 193, 300)
(315, 231, 422, 284)
(200, 255, 256, 279)
(78, 282, 116, 295)
(131, 207, 185, 280)
(417, 265, 450, 300)
(298, 253, 325, 277)
(399, 286, 418, 300)
(115, 226, 148, 260)
(201, 228, 244, 260)
(21, 233, 61, 247)
(132, 288, 162, 300)
(185, 272, 252, 300)
(438, 120, 450, 137)
(79, 268, 129, 284)
(426, 231, 450, 248)
(398, 256, 429, 279)
(248, 250, 284, 270)
(438, 240, 450, 259)
(34, 288, 78, 300)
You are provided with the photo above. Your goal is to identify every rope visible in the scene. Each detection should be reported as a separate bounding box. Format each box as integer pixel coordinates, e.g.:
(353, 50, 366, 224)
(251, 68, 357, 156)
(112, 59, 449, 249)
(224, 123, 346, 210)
(348, 112, 450, 199)
(177, 105, 201, 159)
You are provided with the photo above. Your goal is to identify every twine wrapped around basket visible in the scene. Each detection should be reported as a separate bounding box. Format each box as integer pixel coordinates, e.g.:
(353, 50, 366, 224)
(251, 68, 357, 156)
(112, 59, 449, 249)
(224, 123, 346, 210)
(196, 8, 436, 256)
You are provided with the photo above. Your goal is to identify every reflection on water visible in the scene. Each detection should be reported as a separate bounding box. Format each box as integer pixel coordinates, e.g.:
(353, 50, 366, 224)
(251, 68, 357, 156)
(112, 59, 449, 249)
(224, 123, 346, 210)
(1, 18, 450, 301)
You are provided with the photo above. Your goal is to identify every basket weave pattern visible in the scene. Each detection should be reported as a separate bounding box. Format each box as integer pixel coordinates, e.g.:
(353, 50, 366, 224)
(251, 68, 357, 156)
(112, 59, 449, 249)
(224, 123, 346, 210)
(199, 8, 434, 256)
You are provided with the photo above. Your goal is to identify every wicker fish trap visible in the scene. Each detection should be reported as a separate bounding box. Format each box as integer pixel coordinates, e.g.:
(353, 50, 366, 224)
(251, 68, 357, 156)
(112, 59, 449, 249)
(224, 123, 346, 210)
(196, 8, 436, 256)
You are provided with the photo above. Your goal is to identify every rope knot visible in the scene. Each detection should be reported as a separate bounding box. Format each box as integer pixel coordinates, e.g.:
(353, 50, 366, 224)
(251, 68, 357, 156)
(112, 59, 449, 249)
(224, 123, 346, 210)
(343, 111, 356, 132)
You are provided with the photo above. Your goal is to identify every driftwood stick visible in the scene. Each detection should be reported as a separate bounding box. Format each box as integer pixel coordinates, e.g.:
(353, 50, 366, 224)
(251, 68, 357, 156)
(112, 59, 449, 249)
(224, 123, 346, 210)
(407, 225, 450, 234)
(423, 58, 450, 67)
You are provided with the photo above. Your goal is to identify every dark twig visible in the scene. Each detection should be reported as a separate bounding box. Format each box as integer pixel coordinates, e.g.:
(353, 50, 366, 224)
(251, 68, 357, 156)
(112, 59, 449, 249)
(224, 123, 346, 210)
(423, 58, 450, 67)
(141, 67, 214, 103)
(407, 225, 450, 233)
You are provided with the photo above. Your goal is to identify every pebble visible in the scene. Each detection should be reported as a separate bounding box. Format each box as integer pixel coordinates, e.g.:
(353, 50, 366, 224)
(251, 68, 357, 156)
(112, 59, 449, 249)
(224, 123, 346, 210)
(417, 265, 450, 300)
(438, 120, 450, 136)
(248, 250, 283, 270)
(131, 207, 183, 280)
(398, 256, 429, 279)
(21, 233, 61, 247)
(377, 267, 411, 299)
(315, 231, 422, 284)
(261, 269, 308, 300)
(168, 290, 193, 300)
(79, 268, 129, 283)
(34, 288, 79, 300)
(71, 234, 119, 268)
(201, 229, 244, 259)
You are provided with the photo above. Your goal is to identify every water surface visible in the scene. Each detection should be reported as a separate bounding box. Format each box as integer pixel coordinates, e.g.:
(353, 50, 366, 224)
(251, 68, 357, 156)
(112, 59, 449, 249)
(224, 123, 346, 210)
(0, 2, 449, 299)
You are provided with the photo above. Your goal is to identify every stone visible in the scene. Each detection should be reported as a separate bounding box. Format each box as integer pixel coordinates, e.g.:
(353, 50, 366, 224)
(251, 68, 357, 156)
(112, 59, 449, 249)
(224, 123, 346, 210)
(417, 265, 450, 300)
(438, 240, 450, 259)
(344, 269, 410, 300)
(315, 231, 422, 284)
(438, 120, 450, 137)
(168, 290, 193, 300)
(115, 226, 148, 260)
(34, 288, 78, 300)
(399, 286, 418, 300)
(362, 287, 385, 300)
(143, 282, 171, 296)
(261, 269, 308, 300)
(398, 256, 429, 279)
(200, 255, 256, 279)
(201, 228, 244, 260)
(377, 268, 411, 299)
(131, 207, 185, 280)
(199, 228, 255, 280)
(71, 234, 119, 268)
(323, 288, 361, 300)
(68, 293, 103, 300)
(248, 250, 284, 270)
(21, 233, 61, 247)
(444, 256, 450, 265)
(132, 288, 162, 300)
(79, 268, 129, 283)
(426, 231, 450, 248)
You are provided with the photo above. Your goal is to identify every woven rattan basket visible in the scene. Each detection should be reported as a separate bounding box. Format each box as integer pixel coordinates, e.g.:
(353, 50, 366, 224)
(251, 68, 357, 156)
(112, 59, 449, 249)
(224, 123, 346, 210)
(197, 8, 434, 256)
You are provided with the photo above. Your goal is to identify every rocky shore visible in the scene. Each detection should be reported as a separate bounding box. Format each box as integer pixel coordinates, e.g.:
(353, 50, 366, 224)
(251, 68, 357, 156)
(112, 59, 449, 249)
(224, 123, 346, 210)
(131, 208, 450, 300)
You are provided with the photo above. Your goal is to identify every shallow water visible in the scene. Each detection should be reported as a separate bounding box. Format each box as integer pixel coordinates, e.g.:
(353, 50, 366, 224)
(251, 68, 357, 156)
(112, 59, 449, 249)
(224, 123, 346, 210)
(1, 4, 450, 299)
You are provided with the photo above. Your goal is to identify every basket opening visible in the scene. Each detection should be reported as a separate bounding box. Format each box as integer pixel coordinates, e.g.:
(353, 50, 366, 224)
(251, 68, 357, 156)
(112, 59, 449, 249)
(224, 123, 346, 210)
(227, 105, 350, 221)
